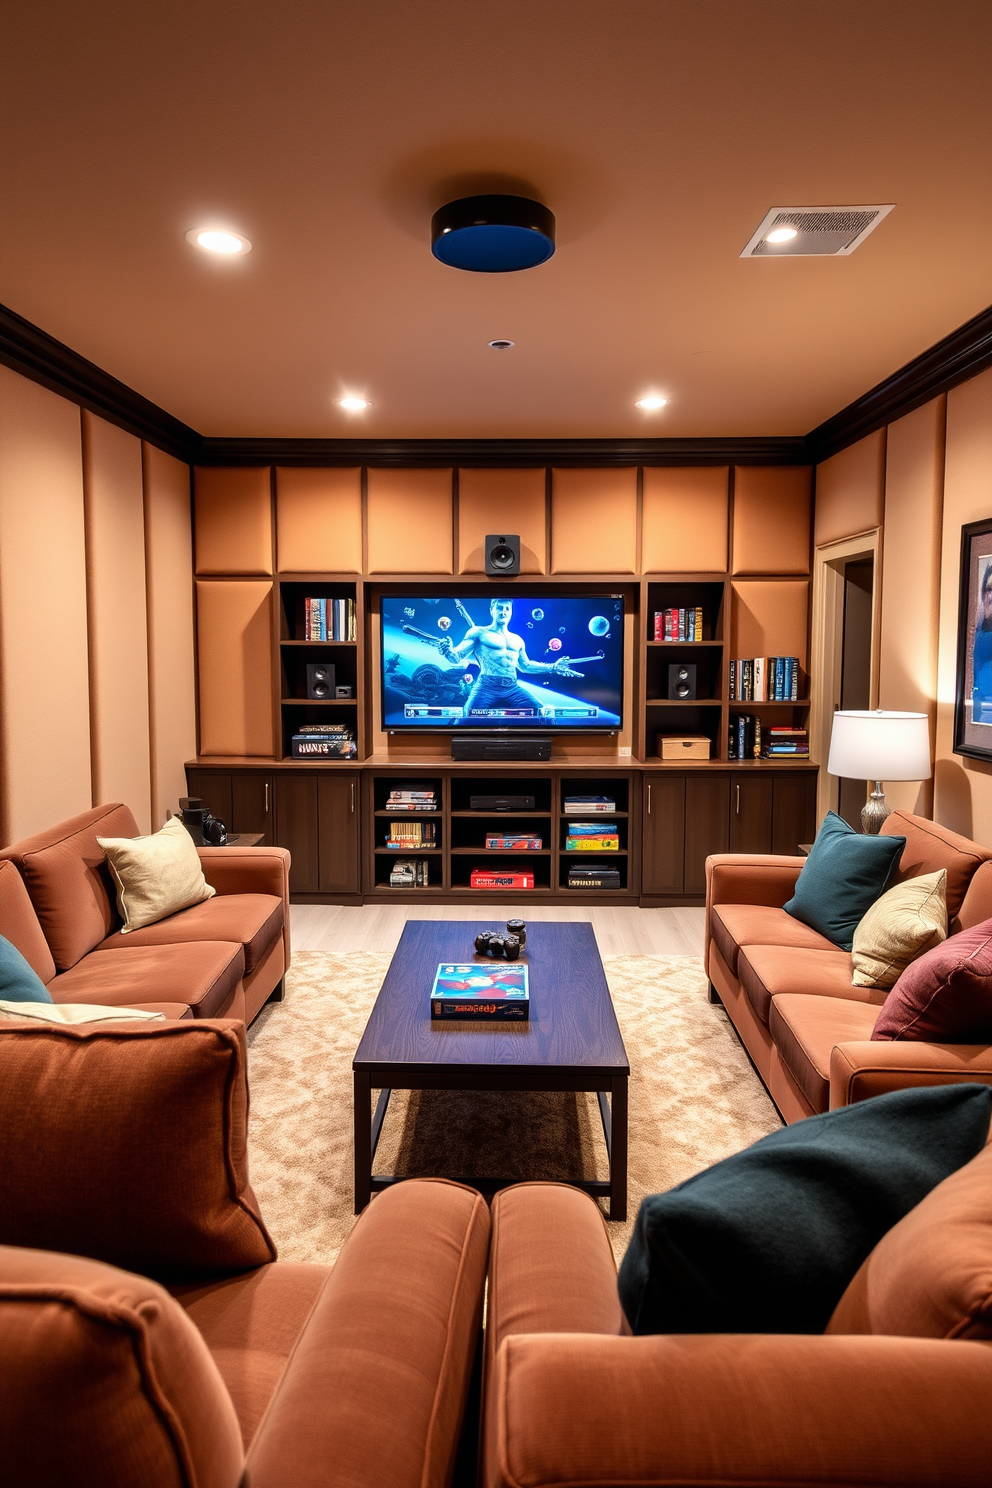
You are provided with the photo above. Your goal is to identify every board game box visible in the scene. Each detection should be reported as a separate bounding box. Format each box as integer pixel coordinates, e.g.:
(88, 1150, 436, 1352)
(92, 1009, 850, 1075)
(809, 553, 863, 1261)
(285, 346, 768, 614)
(429, 962, 530, 1021)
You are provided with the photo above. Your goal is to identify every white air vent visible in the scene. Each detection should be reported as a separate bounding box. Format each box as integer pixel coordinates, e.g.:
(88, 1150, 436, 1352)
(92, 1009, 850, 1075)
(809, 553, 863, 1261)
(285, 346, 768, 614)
(740, 204, 894, 258)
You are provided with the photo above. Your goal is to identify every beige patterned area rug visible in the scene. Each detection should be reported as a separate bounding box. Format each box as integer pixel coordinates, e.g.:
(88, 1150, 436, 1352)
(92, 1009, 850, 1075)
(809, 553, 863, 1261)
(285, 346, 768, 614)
(246, 949, 781, 1265)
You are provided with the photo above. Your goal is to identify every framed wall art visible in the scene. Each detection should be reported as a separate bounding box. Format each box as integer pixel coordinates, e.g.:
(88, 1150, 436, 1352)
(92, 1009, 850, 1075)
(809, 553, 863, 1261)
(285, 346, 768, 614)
(954, 516, 992, 761)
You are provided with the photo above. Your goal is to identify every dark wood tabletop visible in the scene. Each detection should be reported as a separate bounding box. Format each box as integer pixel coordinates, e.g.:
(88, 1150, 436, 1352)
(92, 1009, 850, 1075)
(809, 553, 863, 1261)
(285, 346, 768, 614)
(354, 920, 629, 1078)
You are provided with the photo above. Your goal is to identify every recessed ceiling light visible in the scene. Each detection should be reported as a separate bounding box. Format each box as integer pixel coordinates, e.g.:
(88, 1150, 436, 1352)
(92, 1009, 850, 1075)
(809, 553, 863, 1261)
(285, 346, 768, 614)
(338, 395, 372, 412)
(635, 395, 668, 411)
(488, 339, 515, 350)
(185, 228, 252, 255)
(765, 226, 798, 244)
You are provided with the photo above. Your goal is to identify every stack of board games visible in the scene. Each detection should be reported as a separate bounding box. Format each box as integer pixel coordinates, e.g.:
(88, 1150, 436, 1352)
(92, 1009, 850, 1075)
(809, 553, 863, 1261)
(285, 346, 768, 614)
(385, 819, 437, 847)
(565, 822, 619, 851)
(385, 787, 437, 811)
(430, 962, 529, 1021)
(653, 607, 703, 641)
(563, 794, 616, 814)
(485, 832, 542, 850)
(567, 863, 621, 889)
(291, 723, 357, 758)
(762, 726, 810, 758)
(389, 859, 429, 887)
(469, 868, 535, 889)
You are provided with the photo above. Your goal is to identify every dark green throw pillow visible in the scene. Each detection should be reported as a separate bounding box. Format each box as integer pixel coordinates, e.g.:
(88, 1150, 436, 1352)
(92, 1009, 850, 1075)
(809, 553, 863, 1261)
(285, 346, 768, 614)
(618, 1084, 992, 1336)
(0, 933, 53, 1003)
(784, 810, 904, 950)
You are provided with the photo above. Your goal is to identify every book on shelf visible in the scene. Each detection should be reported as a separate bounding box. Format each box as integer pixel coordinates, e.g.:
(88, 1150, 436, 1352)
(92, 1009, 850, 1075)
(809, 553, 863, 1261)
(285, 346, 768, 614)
(563, 796, 616, 814)
(304, 596, 356, 642)
(728, 713, 764, 761)
(386, 788, 438, 811)
(653, 607, 703, 642)
(297, 722, 353, 734)
(761, 724, 809, 758)
(430, 962, 529, 1021)
(386, 819, 436, 847)
(389, 858, 429, 887)
(485, 834, 542, 849)
(469, 868, 535, 889)
(729, 655, 802, 702)
(291, 734, 357, 758)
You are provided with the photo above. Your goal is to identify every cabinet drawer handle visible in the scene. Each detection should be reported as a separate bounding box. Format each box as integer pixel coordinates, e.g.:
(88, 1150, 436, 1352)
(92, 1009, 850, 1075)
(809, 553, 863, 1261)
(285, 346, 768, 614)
(264, 782, 270, 814)
(647, 782, 652, 815)
(735, 783, 740, 815)
(350, 781, 356, 814)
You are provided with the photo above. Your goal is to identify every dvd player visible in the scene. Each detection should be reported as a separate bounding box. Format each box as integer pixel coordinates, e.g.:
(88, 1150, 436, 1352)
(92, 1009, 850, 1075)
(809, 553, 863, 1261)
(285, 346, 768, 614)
(469, 794, 537, 812)
(451, 737, 552, 761)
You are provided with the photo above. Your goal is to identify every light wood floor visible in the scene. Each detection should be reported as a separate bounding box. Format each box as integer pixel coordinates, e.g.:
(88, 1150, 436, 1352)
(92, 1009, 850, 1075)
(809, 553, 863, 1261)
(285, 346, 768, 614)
(290, 902, 706, 956)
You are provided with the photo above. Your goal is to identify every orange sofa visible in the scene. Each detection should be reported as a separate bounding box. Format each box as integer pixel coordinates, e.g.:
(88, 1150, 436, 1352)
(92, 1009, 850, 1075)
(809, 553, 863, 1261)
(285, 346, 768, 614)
(705, 811, 992, 1122)
(0, 1017, 489, 1488)
(482, 1175, 992, 1488)
(0, 802, 290, 1024)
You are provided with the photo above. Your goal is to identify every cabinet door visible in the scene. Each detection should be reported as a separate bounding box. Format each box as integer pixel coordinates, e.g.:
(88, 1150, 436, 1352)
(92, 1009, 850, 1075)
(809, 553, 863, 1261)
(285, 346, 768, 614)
(772, 772, 817, 855)
(231, 773, 275, 845)
(318, 774, 361, 894)
(275, 774, 319, 893)
(729, 777, 773, 854)
(184, 770, 233, 829)
(684, 776, 730, 895)
(641, 776, 685, 894)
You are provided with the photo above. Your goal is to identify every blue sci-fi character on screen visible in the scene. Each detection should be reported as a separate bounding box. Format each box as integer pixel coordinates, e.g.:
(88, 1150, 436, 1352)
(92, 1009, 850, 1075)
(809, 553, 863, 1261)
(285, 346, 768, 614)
(438, 598, 581, 719)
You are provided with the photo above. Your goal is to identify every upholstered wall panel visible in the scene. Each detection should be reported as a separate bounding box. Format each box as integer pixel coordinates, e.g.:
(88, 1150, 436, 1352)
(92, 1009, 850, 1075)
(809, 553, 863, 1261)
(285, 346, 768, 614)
(143, 444, 197, 825)
(196, 581, 275, 757)
(731, 580, 809, 669)
(81, 413, 152, 832)
(367, 468, 453, 572)
(194, 467, 273, 575)
(934, 366, 992, 841)
(458, 468, 546, 573)
(641, 466, 729, 573)
(814, 430, 885, 547)
(276, 466, 362, 573)
(0, 367, 91, 845)
(877, 398, 944, 816)
(732, 467, 812, 575)
(551, 467, 637, 573)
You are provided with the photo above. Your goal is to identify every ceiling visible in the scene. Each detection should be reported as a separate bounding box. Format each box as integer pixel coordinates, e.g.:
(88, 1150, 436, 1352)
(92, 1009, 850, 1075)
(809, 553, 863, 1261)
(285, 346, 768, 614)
(1, 1, 990, 440)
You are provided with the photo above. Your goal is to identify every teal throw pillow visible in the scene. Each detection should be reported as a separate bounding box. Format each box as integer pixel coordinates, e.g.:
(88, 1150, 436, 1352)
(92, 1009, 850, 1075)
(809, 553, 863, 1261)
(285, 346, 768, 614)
(0, 934, 53, 1002)
(784, 810, 904, 950)
(618, 1083, 992, 1336)
(615, 1083, 987, 1339)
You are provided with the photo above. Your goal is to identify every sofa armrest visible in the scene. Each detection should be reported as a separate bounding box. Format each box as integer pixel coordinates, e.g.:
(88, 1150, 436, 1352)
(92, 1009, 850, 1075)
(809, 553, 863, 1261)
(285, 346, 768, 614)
(247, 1179, 490, 1488)
(198, 846, 291, 969)
(830, 1040, 992, 1109)
(486, 1332, 992, 1488)
(705, 853, 805, 910)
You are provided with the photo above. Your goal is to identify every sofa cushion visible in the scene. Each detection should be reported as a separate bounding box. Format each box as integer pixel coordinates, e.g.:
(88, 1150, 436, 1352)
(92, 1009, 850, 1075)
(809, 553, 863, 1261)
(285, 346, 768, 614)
(827, 1139, 992, 1340)
(0, 803, 138, 971)
(617, 1084, 992, 1337)
(98, 894, 283, 978)
(738, 945, 878, 1027)
(0, 1000, 163, 1025)
(98, 815, 215, 933)
(871, 918, 992, 1044)
(851, 868, 947, 989)
(710, 905, 837, 977)
(784, 812, 905, 952)
(0, 1019, 276, 1280)
(769, 993, 879, 1111)
(0, 1244, 244, 1488)
(883, 810, 992, 922)
(0, 932, 53, 1002)
(48, 942, 245, 1019)
(0, 859, 56, 982)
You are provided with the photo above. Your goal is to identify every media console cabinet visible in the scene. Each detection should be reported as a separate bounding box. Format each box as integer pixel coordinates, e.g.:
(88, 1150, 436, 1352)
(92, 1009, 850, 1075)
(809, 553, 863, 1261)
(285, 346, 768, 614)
(184, 758, 816, 906)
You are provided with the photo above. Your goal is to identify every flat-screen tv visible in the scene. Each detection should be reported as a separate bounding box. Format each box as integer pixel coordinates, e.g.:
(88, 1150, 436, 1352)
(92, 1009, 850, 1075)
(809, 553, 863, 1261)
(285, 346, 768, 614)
(380, 593, 624, 732)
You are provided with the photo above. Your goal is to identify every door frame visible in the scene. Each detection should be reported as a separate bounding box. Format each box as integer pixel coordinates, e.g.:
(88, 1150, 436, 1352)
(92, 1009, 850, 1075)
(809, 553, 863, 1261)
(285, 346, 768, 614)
(810, 529, 883, 824)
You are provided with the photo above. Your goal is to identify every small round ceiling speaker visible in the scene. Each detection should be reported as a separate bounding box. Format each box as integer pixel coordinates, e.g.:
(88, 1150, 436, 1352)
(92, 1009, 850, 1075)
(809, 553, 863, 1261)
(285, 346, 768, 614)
(431, 194, 555, 273)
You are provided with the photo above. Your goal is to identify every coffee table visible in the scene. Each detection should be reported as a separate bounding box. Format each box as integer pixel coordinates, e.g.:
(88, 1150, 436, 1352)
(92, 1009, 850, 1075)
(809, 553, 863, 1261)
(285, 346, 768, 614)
(353, 920, 629, 1218)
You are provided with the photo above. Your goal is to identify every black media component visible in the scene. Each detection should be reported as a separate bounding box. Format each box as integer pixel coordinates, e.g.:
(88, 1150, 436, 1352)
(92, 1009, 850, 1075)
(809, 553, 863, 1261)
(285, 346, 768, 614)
(469, 794, 536, 811)
(307, 662, 336, 699)
(667, 662, 697, 700)
(178, 797, 227, 847)
(506, 918, 527, 946)
(485, 534, 520, 576)
(452, 737, 551, 761)
(474, 931, 521, 961)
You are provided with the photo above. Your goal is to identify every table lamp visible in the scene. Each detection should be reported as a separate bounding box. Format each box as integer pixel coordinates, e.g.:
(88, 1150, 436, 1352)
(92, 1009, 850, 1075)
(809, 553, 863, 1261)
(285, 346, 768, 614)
(827, 710, 932, 833)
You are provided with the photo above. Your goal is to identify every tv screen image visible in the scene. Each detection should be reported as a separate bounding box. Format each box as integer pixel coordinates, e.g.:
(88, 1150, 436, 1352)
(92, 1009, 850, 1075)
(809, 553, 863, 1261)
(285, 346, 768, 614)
(380, 593, 624, 732)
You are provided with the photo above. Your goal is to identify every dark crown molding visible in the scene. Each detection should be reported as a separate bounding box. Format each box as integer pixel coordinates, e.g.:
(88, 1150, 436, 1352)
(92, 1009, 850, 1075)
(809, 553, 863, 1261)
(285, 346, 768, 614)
(1, 295, 991, 469)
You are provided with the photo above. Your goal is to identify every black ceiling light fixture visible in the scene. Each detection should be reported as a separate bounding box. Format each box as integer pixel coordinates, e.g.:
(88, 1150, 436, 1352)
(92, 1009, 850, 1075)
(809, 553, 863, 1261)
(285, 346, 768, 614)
(431, 194, 555, 273)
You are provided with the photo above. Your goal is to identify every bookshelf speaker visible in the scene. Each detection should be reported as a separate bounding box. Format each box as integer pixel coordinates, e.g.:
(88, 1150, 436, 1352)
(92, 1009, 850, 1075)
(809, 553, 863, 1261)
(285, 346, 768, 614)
(485, 534, 520, 576)
(667, 663, 696, 700)
(307, 663, 336, 699)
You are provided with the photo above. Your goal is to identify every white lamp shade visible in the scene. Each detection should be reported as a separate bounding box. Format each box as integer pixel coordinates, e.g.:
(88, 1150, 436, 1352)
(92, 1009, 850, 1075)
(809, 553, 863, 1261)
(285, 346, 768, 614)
(827, 710, 932, 782)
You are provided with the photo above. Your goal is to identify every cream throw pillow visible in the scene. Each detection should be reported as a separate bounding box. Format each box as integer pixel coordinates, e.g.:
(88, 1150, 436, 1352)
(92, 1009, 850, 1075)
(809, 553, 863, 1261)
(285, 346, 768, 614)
(852, 869, 948, 989)
(98, 816, 215, 933)
(0, 1001, 164, 1024)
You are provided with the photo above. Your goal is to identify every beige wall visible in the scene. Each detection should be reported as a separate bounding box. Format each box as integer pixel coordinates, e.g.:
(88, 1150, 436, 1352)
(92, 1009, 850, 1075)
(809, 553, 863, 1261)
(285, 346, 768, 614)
(0, 366, 195, 845)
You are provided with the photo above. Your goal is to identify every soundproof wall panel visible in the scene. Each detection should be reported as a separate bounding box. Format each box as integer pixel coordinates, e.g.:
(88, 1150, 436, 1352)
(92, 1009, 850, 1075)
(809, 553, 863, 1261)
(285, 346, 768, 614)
(732, 467, 812, 574)
(731, 580, 810, 669)
(367, 467, 453, 572)
(0, 366, 91, 844)
(196, 580, 275, 757)
(143, 443, 197, 825)
(641, 466, 729, 572)
(551, 467, 637, 573)
(194, 466, 273, 575)
(458, 467, 547, 573)
(276, 466, 362, 573)
(814, 430, 886, 547)
(82, 413, 152, 832)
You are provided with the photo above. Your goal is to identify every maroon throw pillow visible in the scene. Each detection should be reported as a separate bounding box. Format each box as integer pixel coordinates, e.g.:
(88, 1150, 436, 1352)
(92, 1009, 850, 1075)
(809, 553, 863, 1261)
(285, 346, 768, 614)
(872, 919, 992, 1043)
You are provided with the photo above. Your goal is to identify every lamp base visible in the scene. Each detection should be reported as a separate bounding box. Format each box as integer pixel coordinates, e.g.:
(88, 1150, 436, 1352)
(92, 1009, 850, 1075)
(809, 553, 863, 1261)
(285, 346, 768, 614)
(861, 782, 889, 835)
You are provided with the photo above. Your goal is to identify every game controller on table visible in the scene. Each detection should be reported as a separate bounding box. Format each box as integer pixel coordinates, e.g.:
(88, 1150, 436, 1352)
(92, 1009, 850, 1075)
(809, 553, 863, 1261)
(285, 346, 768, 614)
(474, 919, 528, 961)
